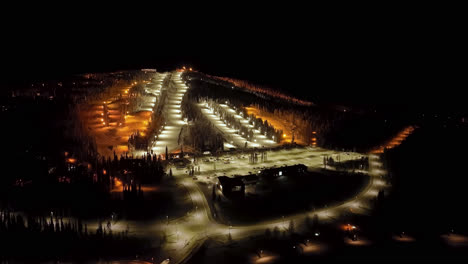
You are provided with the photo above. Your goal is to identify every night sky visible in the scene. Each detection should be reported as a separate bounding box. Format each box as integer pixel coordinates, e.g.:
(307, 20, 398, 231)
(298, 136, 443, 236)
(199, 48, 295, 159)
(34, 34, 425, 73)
(1, 13, 466, 113)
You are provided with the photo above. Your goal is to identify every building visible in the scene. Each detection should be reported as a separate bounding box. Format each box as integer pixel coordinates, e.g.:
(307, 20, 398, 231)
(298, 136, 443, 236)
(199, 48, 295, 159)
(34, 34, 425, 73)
(216, 176, 245, 199)
(233, 174, 259, 185)
(259, 164, 307, 179)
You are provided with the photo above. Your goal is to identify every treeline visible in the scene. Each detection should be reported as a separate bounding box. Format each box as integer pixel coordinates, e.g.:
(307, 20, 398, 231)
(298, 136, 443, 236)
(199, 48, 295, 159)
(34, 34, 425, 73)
(206, 100, 284, 143)
(250, 104, 334, 145)
(129, 75, 169, 152)
(0, 211, 150, 262)
(185, 72, 411, 152)
(180, 91, 224, 152)
(184, 75, 339, 145)
(1, 150, 166, 218)
(207, 74, 314, 106)
(324, 156, 369, 171)
(145, 77, 169, 150)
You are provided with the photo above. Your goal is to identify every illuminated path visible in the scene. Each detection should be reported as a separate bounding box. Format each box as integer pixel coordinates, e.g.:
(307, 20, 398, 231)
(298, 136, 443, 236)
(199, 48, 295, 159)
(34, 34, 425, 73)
(199, 103, 251, 149)
(152, 71, 188, 155)
(218, 103, 278, 148)
(198, 102, 277, 149)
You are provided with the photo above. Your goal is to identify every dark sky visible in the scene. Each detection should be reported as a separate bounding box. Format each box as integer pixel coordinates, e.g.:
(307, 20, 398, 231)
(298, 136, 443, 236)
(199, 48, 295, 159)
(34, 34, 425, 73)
(1, 11, 466, 113)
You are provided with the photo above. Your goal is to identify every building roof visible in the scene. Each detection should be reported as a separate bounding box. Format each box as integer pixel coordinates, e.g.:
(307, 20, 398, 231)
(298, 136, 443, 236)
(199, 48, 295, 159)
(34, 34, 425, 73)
(218, 176, 244, 187)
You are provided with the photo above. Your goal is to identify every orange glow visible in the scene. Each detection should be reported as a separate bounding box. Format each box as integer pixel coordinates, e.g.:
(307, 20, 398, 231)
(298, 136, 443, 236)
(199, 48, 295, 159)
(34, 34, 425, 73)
(114, 178, 122, 188)
(441, 234, 468, 247)
(340, 224, 357, 231)
(283, 134, 287, 138)
(79, 78, 164, 157)
(67, 158, 76, 163)
(393, 234, 415, 242)
(103, 169, 107, 175)
(370, 126, 417, 153)
(116, 145, 128, 153)
(246, 106, 306, 145)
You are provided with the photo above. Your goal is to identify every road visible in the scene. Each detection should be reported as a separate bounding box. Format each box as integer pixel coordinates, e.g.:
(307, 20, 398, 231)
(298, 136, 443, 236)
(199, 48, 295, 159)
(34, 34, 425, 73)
(64, 147, 386, 263)
(135, 148, 386, 263)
